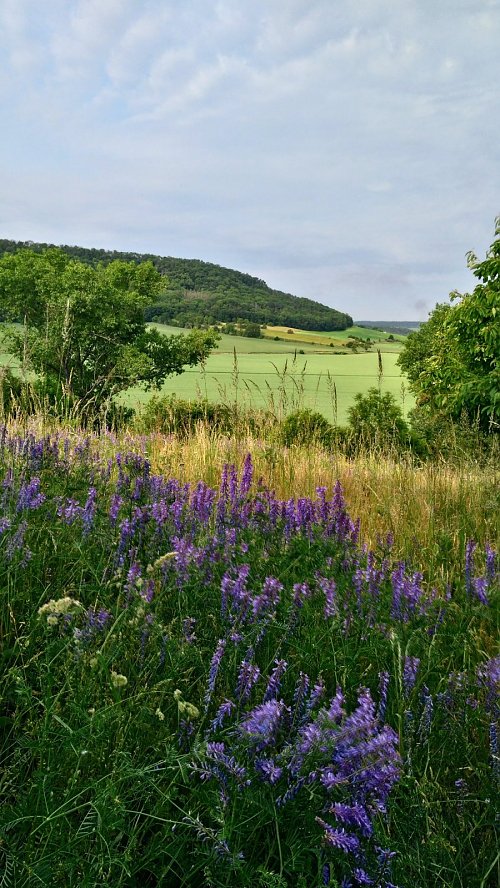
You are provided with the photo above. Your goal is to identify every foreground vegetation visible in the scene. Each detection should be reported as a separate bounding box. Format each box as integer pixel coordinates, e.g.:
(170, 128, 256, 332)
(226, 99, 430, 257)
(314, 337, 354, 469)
(0, 418, 497, 887)
(0, 223, 498, 886)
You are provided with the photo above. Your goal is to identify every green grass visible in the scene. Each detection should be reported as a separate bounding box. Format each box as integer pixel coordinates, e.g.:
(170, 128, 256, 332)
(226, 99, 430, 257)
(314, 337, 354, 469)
(0, 419, 497, 887)
(126, 324, 411, 423)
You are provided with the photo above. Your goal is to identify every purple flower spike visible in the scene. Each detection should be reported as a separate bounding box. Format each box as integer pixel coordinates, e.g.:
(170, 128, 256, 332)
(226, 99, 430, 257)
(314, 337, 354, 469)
(263, 659, 287, 703)
(240, 453, 253, 495)
(315, 819, 361, 855)
(255, 757, 283, 785)
(317, 576, 337, 618)
(403, 656, 420, 696)
(205, 639, 226, 709)
(17, 477, 46, 511)
(235, 656, 261, 703)
(209, 699, 235, 734)
(239, 698, 287, 747)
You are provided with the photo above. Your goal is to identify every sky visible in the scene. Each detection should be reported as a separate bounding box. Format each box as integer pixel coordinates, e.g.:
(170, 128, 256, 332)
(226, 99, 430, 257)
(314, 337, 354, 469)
(0, 1, 499, 321)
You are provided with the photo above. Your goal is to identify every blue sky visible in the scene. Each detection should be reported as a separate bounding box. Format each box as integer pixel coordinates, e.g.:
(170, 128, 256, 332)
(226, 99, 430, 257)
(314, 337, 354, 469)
(1, 0, 499, 320)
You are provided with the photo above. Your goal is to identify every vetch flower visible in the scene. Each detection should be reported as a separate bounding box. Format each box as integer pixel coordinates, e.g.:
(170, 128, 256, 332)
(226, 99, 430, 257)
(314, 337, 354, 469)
(239, 699, 287, 747)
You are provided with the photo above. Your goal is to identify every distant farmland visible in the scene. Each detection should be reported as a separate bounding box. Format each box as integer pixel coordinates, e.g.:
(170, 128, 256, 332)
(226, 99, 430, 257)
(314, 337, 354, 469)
(122, 324, 412, 424)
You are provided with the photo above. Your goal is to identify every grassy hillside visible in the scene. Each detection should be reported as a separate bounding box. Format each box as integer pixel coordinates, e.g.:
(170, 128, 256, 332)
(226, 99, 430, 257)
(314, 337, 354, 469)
(0, 238, 353, 332)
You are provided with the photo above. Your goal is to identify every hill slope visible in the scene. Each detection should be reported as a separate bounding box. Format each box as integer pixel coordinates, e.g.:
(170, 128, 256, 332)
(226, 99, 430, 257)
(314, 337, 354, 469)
(0, 239, 353, 332)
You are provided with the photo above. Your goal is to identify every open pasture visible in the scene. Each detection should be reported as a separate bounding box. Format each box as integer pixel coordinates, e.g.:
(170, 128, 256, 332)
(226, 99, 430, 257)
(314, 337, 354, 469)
(128, 324, 411, 422)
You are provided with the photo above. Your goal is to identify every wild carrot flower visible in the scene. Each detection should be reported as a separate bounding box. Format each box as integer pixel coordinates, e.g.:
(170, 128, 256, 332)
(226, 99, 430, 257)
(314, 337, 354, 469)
(110, 671, 128, 689)
(38, 596, 82, 619)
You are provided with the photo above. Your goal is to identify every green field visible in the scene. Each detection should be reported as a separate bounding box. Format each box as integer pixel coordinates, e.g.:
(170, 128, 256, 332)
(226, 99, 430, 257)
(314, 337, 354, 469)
(122, 324, 412, 423)
(0, 323, 411, 424)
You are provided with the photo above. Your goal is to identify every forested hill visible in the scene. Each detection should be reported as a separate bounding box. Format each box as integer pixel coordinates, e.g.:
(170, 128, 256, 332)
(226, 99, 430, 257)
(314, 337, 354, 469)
(0, 239, 353, 332)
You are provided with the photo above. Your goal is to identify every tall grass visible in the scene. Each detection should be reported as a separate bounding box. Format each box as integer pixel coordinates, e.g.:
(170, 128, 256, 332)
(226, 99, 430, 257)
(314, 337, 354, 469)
(0, 416, 497, 886)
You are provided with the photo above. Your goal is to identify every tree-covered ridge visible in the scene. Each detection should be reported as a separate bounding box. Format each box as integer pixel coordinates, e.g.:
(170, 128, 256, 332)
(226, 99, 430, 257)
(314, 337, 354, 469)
(0, 239, 353, 332)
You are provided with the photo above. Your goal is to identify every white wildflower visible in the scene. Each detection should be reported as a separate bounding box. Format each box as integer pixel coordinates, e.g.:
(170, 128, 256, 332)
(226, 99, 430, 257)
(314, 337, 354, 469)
(110, 670, 128, 689)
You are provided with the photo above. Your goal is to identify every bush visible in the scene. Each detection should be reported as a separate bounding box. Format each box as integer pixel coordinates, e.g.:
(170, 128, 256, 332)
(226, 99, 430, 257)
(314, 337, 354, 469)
(347, 388, 411, 451)
(137, 396, 237, 436)
(0, 369, 29, 417)
(409, 405, 499, 464)
(280, 408, 334, 448)
(136, 396, 275, 438)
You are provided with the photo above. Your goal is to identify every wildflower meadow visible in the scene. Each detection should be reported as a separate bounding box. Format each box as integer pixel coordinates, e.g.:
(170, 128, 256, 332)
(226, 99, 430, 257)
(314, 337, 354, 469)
(0, 424, 498, 887)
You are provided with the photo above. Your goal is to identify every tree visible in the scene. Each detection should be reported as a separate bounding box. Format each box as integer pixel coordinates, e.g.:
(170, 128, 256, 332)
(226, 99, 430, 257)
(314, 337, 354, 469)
(0, 248, 219, 416)
(398, 219, 499, 430)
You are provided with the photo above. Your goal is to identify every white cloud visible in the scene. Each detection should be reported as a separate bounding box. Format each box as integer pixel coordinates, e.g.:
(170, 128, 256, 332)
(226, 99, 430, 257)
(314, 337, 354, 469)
(0, 0, 499, 318)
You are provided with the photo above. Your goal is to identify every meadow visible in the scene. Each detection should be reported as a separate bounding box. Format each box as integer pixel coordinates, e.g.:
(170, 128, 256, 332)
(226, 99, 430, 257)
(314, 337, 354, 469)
(122, 325, 411, 424)
(0, 417, 497, 887)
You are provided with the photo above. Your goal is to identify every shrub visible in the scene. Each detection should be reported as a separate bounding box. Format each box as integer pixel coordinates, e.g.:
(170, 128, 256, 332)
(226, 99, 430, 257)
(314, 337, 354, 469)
(280, 408, 334, 448)
(137, 396, 274, 438)
(137, 395, 237, 436)
(347, 388, 411, 451)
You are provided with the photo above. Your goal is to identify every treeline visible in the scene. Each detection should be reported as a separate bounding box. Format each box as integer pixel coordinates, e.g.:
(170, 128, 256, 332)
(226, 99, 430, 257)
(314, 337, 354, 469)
(358, 321, 420, 336)
(0, 239, 352, 332)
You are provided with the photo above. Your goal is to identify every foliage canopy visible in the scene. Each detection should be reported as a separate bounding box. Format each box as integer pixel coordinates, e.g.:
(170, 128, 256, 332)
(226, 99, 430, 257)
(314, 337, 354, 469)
(0, 239, 353, 332)
(398, 220, 500, 431)
(0, 248, 218, 415)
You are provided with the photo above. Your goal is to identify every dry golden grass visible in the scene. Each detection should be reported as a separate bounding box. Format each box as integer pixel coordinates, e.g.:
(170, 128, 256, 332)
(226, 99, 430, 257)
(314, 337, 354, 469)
(147, 426, 499, 579)
(9, 416, 499, 584)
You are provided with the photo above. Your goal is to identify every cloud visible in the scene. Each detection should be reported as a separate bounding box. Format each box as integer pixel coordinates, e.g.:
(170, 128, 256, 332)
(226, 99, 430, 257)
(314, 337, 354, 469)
(1, 1, 499, 318)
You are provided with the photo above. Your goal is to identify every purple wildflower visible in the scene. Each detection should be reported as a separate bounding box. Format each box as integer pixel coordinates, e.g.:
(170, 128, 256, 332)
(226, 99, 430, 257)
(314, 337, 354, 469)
(6, 520, 30, 562)
(109, 493, 123, 524)
(329, 803, 372, 838)
(403, 657, 420, 696)
(240, 453, 253, 495)
(17, 477, 45, 511)
(315, 819, 361, 855)
(353, 868, 373, 885)
(317, 576, 337, 618)
(292, 582, 311, 608)
(251, 576, 283, 619)
(473, 576, 488, 605)
(205, 742, 249, 787)
(263, 659, 287, 703)
(276, 775, 307, 807)
(235, 657, 261, 703)
(209, 699, 235, 734)
(477, 656, 500, 715)
(0, 517, 11, 535)
(239, 698, 287, 747)
(254, 757, 283, 784)
(292, 671, 311, 723)
(205, 639, 226, 710)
